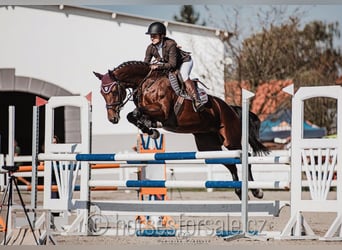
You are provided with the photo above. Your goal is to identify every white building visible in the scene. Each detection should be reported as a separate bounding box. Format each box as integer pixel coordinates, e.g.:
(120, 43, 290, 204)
(0, 5, 228, 154)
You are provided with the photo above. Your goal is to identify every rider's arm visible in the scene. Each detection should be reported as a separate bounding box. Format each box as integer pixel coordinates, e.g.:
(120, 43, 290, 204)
(156, 42, 177, 70)
(144, 44, 154, 63)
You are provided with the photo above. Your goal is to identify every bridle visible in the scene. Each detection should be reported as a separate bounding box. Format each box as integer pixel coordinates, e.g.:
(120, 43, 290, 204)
(102, 70, 131, 111)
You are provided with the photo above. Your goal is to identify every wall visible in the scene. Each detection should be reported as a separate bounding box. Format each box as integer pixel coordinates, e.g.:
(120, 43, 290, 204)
(0, 5, 225, 152)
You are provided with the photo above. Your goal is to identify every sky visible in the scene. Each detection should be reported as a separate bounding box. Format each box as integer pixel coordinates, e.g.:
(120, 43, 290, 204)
(5, 1, 342, 31)
(88, 5, 342, 29)
(86, 4, 342, 48)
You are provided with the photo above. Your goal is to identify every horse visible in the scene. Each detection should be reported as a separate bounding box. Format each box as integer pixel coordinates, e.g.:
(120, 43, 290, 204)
(93, 61, 269, 199)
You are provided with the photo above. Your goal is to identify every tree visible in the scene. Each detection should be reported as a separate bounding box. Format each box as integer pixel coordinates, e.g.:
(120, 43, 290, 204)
(219, 6, 342, 134)
(231, 19, 342, 90)
(173, 5, 205, 26)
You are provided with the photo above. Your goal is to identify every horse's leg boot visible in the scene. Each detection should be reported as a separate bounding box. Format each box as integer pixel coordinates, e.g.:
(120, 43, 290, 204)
(185, 79, 204, 112)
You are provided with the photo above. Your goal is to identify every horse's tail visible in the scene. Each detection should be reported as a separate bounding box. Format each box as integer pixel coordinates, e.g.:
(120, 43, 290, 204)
(248, 114, 270, 156)
(230, 106, 270, 156)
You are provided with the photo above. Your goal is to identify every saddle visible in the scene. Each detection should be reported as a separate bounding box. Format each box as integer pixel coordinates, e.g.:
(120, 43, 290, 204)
(168, 71, 208, 115)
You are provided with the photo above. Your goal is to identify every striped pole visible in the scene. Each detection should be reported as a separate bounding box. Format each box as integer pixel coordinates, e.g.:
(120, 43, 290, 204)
(38, 151, 241, 162)
(88, 180, 290, 190)
(38, 152, 290, 165)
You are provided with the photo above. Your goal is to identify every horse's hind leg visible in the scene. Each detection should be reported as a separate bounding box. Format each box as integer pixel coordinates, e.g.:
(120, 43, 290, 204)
(226, 164, 242, 200)
(218, 105, 264, 199)
(221, 142, 264, 199)
(248, 164, 264, 199)
(193, 132, 242, 200)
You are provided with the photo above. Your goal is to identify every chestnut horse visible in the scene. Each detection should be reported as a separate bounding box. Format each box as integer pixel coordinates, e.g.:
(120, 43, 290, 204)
(93, 61, 269, 199)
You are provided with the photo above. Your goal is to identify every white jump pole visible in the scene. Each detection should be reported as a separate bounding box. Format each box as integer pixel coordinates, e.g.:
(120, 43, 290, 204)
(241, 89, 254, 235)
(31, 106, 39, 217)
(4, 106, 15, 243)
(7, 106, 15, 167)
(224, 88, 254, 241)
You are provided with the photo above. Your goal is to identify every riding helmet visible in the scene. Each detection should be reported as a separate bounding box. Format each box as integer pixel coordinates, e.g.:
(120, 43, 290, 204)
(145, 22, 166, 35)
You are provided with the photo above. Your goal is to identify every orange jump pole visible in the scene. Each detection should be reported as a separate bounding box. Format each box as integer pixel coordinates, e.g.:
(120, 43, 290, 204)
(17, 185, 118, 191)
(17, 163, 121, 172)
(90, 163, 121, 169)
(18, 164, 44, 172)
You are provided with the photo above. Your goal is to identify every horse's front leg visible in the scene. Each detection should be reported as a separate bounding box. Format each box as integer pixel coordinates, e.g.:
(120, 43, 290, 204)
(127, 110, 160, 139)
(127, 110, 151, 133)
(131, 108, 161, 128)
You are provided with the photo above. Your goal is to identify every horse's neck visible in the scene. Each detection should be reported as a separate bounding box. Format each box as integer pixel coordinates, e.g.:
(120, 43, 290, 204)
(116, 71, 149, 89)
(123, 81, 140, 89)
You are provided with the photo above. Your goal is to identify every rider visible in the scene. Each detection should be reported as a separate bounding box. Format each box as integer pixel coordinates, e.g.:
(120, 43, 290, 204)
(144, 21, 204, 112)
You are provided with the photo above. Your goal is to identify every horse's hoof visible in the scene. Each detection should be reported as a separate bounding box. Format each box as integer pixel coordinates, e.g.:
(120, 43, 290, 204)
(149, 129, 160, 139)
(132, 109, 141, 118)
(234, 188, 242, 200)
(235, 188, 253, 200)
(251, 189, 264, 199)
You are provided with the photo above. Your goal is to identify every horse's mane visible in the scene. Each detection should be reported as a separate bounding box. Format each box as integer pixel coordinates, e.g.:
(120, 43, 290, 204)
(113, 60, 168, 79)
(114, 61, 149, 71)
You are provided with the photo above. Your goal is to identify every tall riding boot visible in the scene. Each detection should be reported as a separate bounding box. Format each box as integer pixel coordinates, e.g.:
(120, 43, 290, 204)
(185, 79, 204, 112)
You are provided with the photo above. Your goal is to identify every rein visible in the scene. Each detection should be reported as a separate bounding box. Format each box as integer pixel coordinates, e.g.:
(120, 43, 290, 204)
(135, 68, 154, 101)
(103, 71, 133, 110)
(104, 66, 154, 110)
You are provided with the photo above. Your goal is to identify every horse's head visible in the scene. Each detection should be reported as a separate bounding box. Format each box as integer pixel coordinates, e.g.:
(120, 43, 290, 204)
(93, 70, 127, 124)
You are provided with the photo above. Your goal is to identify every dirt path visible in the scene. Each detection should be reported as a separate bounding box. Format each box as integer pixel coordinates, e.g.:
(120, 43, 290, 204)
(1, 189, 340, 247)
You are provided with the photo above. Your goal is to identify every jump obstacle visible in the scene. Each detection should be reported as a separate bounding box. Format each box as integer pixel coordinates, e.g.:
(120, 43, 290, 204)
(1, 85, 341, 241)
(32, 90, 292, 238)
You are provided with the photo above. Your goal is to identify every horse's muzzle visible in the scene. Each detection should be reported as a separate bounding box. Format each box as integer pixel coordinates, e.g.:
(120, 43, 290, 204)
(109, 116, 120, 124)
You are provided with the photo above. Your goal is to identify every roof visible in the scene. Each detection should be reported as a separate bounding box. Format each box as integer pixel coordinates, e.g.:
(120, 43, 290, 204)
(336, 75, 342, 85)
(23, 5, 230, 39)
(225, 79, 339, 142)
(225, 79, 293, 121)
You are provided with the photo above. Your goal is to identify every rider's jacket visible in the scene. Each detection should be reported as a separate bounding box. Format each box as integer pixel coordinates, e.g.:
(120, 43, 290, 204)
(144, 37, 191, 71)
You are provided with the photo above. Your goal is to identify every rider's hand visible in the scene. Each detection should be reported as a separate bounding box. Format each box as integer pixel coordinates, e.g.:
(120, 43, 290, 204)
(150, 64, 159, 70)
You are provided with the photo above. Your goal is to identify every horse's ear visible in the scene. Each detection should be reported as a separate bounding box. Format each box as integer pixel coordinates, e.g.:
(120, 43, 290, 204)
(108, 70, 116, 81)
(93, 71, 103, 80)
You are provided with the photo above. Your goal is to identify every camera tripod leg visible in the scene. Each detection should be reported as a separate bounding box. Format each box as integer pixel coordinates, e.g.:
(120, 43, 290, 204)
(2, 175, 40, 245)
(2, 178, 12, 245)
(12, 176, 40, 245)
(0, 182, 9, 211)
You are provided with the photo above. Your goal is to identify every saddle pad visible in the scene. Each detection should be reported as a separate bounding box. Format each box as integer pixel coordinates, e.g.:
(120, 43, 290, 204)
(198, 87, 208, 104)
(168, 72, 208, 113)
(168, 72, 188, 98)
(168, 72, 208, 102)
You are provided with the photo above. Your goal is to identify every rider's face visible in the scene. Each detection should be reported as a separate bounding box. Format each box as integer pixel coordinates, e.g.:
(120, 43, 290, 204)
(150, 34, 162, 45)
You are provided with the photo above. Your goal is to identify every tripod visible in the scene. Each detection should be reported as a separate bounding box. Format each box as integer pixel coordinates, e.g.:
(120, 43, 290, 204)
(0, 165, 39, 245)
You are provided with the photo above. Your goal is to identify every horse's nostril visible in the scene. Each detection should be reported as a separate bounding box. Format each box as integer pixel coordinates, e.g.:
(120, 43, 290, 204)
(110, 117, 119, 124)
